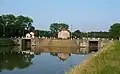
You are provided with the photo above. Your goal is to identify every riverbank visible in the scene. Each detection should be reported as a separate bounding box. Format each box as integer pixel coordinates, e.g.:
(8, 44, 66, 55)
(0, 38, 15, 46)
(66, 41, 120, 74)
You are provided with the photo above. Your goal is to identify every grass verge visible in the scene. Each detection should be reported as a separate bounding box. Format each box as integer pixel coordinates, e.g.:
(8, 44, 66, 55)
(66, 41, 120, 74)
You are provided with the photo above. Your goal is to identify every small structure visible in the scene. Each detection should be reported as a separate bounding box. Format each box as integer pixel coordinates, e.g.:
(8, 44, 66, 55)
(25, 32, 35, 38)
(58, 27, 70, 39)
(26, 33, 31, 38)
(30, 32, 35, 38)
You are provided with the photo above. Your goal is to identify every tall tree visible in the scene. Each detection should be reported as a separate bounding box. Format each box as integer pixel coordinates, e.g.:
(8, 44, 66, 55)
(0, 14, 16, 37)
(73, 30, 82, 38)
(109, 23, 120, 39)
(0, 16, 4, 36)
(49, 23, 69, 34)
(0, 14, 34, 37)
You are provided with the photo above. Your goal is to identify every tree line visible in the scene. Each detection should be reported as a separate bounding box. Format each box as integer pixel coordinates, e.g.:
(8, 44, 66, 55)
(0, 14, 119, 39)
(0, 14, 35, 37)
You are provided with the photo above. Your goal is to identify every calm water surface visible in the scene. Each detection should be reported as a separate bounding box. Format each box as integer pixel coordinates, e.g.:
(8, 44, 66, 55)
(0, 46, 89, 74)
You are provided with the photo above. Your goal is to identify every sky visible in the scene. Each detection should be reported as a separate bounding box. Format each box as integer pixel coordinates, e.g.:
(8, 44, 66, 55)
(0, 0, 120, 32)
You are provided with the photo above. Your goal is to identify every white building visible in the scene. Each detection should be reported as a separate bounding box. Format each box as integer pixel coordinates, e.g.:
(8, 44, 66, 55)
(58, 28, 70, 39)
(30, 32, 35, 38)
(25, 32, 35, 38)
(26, 33, 31, 38)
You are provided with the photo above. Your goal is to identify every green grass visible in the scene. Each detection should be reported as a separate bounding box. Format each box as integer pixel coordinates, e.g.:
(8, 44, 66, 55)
(66, 41, 120, 74)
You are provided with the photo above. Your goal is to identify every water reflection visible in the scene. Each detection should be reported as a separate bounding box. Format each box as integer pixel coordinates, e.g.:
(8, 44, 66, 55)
(29, 46, 89, 61)
(30, 46, 89, 55)
(0, 45, 89, 74)
(0, 47, 34, 72)
(50, 53, 71, 61)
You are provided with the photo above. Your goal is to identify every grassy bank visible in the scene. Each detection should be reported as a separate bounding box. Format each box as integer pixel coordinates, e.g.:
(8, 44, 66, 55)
(67, 41, 120, 74)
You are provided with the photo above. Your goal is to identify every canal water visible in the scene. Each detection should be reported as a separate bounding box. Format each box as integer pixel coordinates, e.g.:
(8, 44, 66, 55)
(0, 46, 89, 74)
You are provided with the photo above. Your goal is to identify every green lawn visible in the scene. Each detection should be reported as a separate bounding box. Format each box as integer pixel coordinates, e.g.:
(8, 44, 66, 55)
(67, 41, 120, 74)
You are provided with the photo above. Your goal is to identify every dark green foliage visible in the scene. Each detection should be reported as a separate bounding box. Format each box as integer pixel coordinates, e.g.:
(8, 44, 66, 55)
(72, 30, 109, 38)
(50, 23, 69, 34)
(87, 31, 109, 38)
(0, 14, 34, 37)
(72, 30, 82, 38)
(39, 30, 52, 37)
(0, 14, 119, 39)
(109, 23, 120, 39)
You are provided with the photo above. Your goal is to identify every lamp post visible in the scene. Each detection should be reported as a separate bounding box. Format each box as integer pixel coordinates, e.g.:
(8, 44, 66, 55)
(87, 32, 88, 38)
(71, 25, 72, 39)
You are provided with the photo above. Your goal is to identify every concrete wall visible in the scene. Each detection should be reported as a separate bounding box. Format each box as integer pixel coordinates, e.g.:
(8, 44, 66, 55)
(11, 38, 22, 45)
(9, 38, 110, 53)
(75, 38, 110, 52)
(10, 37, 110, 47)
(46, 39, 78, 47)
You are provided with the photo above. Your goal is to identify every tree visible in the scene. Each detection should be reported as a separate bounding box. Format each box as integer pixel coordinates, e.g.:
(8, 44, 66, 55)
(72, 30, 82, 38)
(0, 14, 16, 37)
(109, 23, 120, 39)
(16, 15, 34, 37)
(34, 30, 40, 37)
(0, 16, 4, 36)
(0, 14, 34, 37)
(49, 23, 69, 34)
(38, 30, 52, 37)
